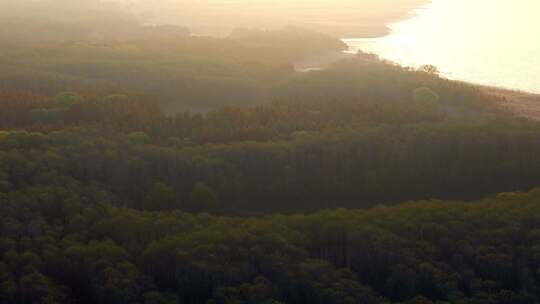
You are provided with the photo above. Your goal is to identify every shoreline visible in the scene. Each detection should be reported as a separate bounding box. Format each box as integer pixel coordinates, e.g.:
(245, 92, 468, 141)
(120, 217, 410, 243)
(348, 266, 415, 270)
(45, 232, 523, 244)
(351, 0, 433, 38)
(294, 0, 540, 121)
(295, 51, 540, 121)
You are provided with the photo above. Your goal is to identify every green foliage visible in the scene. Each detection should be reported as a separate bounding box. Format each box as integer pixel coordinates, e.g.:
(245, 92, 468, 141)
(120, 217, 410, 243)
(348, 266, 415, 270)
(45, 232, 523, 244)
(30, 108, 68, 124)
(126, 131, 151, 145)
(189, 182, 218, 212)
(2, 186, 540, 303)
(143, 292, 178, 304)
(231, 26, 347, 59)
(144, 182, 176, 210)
(0, 26, 346, 111)
(0, 28, 538, 304)
(0, 130, 46, 149)
(419, 65, 440, 75)
(54, 91, 82, 108)
(0, 57, 536, 213)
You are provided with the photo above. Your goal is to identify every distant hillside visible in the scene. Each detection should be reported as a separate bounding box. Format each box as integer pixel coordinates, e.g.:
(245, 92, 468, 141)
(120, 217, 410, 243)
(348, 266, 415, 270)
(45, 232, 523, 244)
(115, 0, 430, 37)
(0, 26, 348, 112)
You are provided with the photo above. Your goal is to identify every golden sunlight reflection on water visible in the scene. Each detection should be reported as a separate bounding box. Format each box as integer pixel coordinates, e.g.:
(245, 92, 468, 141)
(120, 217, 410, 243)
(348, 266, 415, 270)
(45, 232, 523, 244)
(344, 0, 540, 92)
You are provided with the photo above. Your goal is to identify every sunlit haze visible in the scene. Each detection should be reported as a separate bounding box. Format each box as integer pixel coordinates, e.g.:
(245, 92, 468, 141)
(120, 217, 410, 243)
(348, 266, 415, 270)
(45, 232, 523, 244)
(106, 0, 427, 36)
(3, 1, 540, 303)
(346, 0, 540, 92)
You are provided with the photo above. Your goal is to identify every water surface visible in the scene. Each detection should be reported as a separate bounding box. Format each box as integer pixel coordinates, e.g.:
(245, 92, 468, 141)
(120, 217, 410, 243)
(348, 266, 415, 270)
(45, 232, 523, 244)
(344, 0, 540, 93)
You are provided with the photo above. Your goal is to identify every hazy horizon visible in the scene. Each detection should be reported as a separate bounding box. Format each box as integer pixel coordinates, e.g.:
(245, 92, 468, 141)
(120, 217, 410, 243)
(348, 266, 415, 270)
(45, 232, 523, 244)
(345, 0, 540, 93)
(10, 0, 428, 37)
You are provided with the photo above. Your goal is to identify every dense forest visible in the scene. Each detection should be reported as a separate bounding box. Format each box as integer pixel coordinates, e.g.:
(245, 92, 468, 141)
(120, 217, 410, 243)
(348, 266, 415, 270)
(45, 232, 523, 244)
(3, 2, 540, 303)
(1, 57, 537, 214)
(3, 185, 540, 303)
(0, 11, 345, 113)
(3, 52, 540, 302)
(0, 28, 344, 112)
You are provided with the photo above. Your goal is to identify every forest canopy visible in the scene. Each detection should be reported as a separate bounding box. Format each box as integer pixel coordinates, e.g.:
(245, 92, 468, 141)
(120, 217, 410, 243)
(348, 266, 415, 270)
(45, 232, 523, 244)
(2, 184, 540, 303)
(1, 3, 540, 303)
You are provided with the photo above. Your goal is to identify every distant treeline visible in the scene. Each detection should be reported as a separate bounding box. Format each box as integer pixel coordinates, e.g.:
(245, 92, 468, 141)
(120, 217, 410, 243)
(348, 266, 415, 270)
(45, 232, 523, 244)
(0, 26, 346, 112)
(1, 57, 537, 214)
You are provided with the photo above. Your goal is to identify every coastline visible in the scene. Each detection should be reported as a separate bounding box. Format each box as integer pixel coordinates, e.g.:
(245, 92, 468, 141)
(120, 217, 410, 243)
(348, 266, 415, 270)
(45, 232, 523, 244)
(338, 2, 540, 121)
(283, 0, 433, 38)
(345, 0, 432, 38)
(291, 0, 540, 121)
(294, 51, 540, 121)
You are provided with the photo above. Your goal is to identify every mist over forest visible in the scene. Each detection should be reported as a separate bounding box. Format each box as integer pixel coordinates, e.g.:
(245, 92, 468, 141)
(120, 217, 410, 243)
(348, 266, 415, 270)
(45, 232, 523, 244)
(0, 0, 428, 37)
(2, 1, 540, 304)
